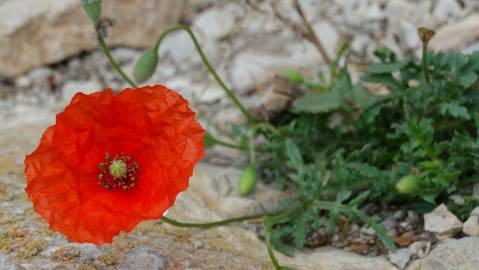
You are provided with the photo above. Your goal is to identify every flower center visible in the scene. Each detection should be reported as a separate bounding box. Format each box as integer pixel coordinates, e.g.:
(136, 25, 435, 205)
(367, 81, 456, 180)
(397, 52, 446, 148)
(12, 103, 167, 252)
(98, 152, 140, 191)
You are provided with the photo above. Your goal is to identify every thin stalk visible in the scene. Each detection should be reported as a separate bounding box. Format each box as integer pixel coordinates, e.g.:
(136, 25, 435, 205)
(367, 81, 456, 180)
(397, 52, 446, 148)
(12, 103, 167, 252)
(422, 41, 430, 84)
(153, 25, 256, 124)
(292, 0, 331, 65)
(263, 218, 282, 270)
(159, 209, 285, 229)
(97, 36, 138, 88)
(211, 136, 246, 150)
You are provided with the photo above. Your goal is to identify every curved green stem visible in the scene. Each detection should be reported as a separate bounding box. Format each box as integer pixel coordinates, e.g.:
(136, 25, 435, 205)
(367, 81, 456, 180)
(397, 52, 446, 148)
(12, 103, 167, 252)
(160, 209, 284, 229)
(153, 25, 256, 124)
(97, 36, 138, 88)
(210, 136, 246, 150)
(264, 218, 282, 270)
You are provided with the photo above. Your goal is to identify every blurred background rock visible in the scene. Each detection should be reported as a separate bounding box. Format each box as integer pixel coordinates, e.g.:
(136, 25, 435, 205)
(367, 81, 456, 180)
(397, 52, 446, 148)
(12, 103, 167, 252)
(1, 1, 479, 269)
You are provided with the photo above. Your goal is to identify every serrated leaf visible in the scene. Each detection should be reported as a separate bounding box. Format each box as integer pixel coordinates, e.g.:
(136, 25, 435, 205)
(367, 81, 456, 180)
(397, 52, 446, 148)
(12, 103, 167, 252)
(286, 139, 303, 168)
(361, 73, 402, 91)
(439, 103, 471, 119)
(368, 63, 402, 74)
(459, 72, 478, 87)
(292, 91, 342, 113)
(82, 0, 102, 24)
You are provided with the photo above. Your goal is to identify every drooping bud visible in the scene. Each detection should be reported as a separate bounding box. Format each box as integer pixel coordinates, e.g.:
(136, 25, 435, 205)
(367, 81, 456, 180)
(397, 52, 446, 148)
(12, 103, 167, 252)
(82, 0, 102, 25)
(108, 160, 127, 178)
(396, 175, 419, 195)
(417, 27, 435, 44)
(239, 164, 257, 196)
(133, 49, 159, 83)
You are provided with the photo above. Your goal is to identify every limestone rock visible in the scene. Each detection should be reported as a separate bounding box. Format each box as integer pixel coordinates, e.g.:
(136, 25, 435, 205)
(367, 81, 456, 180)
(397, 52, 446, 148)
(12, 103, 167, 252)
(388, 248, 411, 269)
(424, 204, 463, 239)
(408, 237, 479, 270)
(432, 14, 479, 51)
(119, 248, 165, 270)
(61, 80, 103, 103)
(0, 253, 24, 270)
(0, 0, 185, 77)
(463, 216, 479, 237)
(408, 241, 431, 259)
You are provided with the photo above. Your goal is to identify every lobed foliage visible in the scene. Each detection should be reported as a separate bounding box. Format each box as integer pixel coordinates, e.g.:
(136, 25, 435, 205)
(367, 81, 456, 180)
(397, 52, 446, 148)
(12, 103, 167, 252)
(259, 47, 479, 254)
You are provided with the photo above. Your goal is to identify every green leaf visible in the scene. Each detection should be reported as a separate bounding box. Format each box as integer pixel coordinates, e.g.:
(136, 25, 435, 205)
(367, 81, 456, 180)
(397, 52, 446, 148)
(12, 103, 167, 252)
(82, 0, 102, 25)
(367, 63, 402, 74)
(361, 73, 402, 91)
(292, 91, 342, 113)
(439, 103, 471, 119)
(459, 72, 478, 87)
(283, 69, 304, 85)
(286, 139, 304, 168)
(134, 49, 159, 83)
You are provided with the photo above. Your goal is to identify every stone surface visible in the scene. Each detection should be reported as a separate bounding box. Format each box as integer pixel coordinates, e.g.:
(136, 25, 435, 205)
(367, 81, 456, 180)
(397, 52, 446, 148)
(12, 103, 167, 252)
(388, 248, 411, 269)
(424, 204, 463, 239)
(406, 237, 479, 270)
(61, 80, 103, 102)
(0, 253, 24, 270)
(432, 14, 479, 51)
(0, 0, 185, 77)
(119, 248, 165, 270)
(408, 241, 431, 259)
(471, 206, 479, 216)
(463, 216, 479, 237)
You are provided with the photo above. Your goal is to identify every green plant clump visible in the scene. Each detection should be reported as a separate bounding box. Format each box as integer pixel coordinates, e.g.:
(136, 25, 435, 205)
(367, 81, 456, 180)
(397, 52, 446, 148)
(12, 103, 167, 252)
(262, 46, 479, 255)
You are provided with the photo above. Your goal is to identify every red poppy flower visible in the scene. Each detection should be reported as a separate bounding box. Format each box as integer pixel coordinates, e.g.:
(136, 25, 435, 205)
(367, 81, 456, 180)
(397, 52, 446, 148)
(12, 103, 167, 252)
(24, 85, 205, 244)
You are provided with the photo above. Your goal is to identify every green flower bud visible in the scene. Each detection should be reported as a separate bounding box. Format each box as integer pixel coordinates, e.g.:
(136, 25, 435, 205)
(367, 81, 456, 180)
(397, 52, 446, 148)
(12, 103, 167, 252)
(133, 49, 159, 83)
(82, 0, 102, 25)
(239, 164, 257, 196)
(396, 175, 419, 195)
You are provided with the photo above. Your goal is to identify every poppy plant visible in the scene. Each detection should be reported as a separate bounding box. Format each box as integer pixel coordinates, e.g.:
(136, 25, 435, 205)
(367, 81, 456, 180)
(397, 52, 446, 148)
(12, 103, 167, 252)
(24, 85, 205, 244)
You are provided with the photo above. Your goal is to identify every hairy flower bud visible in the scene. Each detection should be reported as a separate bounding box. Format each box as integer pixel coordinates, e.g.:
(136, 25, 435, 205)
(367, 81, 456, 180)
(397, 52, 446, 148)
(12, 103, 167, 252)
(396, 175, 419, 195)
(134, 49, 159, 83)
(239, 164, 257, 196)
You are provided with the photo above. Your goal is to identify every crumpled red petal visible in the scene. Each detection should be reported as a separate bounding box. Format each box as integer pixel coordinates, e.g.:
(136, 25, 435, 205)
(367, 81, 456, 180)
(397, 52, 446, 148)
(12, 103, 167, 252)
(25, 85, 205, 244)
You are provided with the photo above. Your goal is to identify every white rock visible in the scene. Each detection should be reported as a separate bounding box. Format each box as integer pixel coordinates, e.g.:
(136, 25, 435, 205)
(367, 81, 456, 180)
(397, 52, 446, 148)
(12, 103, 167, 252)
(229, 41, 321, 93)
(471, 206, 479, 216)
(0, 252, 24, 270)
(409, 237, 479, 270)
(14, 76, 31, 88)
(119, 248, 164, 270)
(62, 80, 103, 103)
(312, 20, 340, 56)
(193, 4, 239, 40)
(450, 194, 465, 205)
(463, 215, 479, 236)
(432, 14, 479, 51)
(424, 204, 463, 239)
(388, 248, 411, 269)
(408, 241, 431, 259)
(0, 0, 184, 77)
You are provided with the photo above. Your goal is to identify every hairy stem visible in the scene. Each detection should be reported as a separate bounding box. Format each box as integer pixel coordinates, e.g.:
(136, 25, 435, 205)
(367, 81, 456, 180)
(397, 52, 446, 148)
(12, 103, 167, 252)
(264, 218, 283, 270)
(292, 0, 331, 65)
(97, 36, 138, 88)
(154, 25, 256, 124)
(160, 209, 285, 229)
(422, 41, 430, 84)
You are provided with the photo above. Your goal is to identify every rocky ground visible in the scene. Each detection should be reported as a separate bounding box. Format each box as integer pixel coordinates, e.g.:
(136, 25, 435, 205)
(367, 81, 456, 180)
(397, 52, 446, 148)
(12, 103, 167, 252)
(1, 0, 479, 269)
